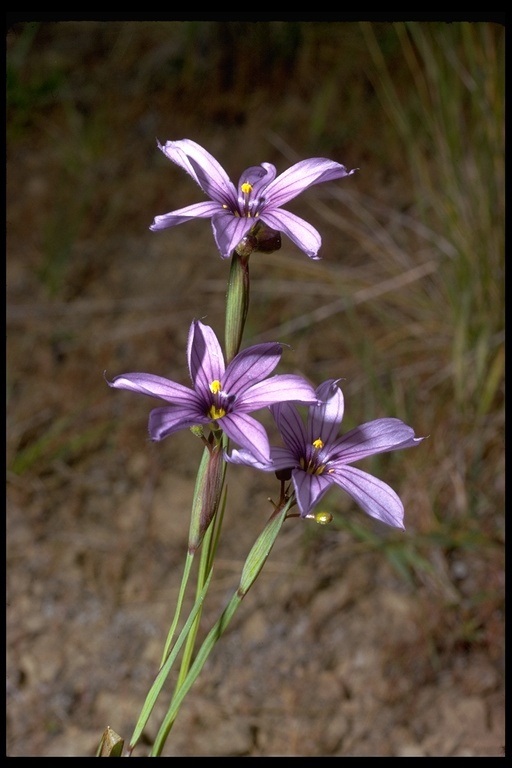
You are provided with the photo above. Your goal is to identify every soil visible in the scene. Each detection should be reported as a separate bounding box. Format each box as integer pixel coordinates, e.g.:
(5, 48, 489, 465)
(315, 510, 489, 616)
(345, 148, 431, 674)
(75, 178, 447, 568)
(6, 21, 505, 757)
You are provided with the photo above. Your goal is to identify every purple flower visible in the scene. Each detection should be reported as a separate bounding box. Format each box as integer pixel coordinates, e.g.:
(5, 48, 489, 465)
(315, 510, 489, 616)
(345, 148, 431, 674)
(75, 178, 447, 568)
(150, 138, 357, 260)
(107, 320, 318, 463)
(227, 379, 425, 529)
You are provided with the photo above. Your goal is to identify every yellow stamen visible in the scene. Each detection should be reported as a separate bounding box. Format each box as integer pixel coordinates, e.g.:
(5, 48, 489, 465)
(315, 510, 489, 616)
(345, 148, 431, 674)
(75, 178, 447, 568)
(209, 405, 226, 420)
(241, 182, 253, 194)
(305, 510, 332, 524)
(209, 380, 222, 394)
(315, 511, 333, 525)
(312, 438, 324, 450)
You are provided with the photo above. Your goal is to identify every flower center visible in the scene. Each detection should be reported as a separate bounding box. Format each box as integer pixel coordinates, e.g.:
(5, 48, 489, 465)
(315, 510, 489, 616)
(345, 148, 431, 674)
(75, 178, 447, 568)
(239, 180, 256, 218)
(233, 180, 265, 219)
(208, 379, 227, 421)
(300, 438, 327, 475)
(209, 404, 226, 420)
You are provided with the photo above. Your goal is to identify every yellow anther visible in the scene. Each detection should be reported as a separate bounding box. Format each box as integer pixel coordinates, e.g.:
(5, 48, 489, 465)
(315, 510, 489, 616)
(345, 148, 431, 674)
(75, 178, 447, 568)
(209, 380, 222, 394)
(209, 405, 226, 420)
(312, 438, 324, 450)
(315, 511, 333, 525)
(241, 182, 253, 195)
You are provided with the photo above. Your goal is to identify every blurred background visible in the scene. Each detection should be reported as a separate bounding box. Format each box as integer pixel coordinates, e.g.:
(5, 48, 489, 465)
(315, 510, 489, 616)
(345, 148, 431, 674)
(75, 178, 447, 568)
(6, 20, 504, 756)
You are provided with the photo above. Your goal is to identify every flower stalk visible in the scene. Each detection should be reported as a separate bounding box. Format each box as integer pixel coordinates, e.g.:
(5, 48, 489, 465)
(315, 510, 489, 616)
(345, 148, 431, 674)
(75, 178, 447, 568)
(225, 249, 250, 364)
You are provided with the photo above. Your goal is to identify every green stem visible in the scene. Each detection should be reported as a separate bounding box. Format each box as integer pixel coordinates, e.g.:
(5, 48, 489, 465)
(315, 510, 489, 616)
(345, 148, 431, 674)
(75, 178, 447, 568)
(129, 435, 228, 751)
(150, 496, 293, 756)
(155, 438, 227, 752)
(225, 250, 250, 363)
(128, 569, 214, 751)
(173, 508, 216, 693)
(159, 550, 194, 667)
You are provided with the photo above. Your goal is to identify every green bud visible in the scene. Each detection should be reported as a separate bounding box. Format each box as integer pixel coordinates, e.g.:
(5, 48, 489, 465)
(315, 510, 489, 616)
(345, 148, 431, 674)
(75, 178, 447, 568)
(188, 442, 226, 553)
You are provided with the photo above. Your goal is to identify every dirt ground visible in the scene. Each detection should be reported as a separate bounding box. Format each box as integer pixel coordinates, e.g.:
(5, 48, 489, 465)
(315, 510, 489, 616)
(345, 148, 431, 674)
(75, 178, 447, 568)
(6, 21, 505, 757)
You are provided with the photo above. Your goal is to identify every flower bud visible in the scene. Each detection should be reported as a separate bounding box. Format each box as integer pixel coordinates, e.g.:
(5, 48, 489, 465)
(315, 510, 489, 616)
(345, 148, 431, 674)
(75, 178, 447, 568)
(253, 225, 281, 254)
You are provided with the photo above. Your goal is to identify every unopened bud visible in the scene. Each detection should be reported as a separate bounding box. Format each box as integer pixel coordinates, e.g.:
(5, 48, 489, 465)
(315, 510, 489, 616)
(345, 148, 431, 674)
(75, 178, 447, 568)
(253, 225, 281, 253)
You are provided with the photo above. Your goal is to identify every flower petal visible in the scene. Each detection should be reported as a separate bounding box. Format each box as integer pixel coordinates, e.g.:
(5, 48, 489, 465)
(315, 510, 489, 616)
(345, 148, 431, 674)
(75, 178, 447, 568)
(220, 412, 272, 463)
(107, 372, 198, 405)
(211, 212, 255, 259)
(269, 446, 300, 470)
(157, 139, 237, 206)
(237, 163, 276, 200)
(292, 468, 332, 517)
(271, 401, 308, 458)
(150, 201, 223, 231)
(148, 405, 208, 440)
(331, 418, 424, 464)
(238, 375, 317, 411)
(223, 342, 283, 395)
(307, 379, 344, 444)
(225, 445, 297, 472)
(264, 158, 357, 209)
(187, 321, 225, 396)
(330, 464, 405, 529)
(224, 447, 273, 470)
(260, 209, 322, 259)
(238, 163, 277, 204)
